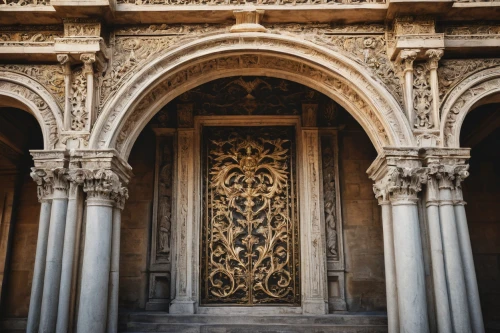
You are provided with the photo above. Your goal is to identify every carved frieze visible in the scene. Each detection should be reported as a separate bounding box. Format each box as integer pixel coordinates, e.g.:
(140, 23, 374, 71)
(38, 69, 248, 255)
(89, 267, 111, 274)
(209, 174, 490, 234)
(0, 26, 62, 44)
(438, 59, 500, 103)
(117, 0, 385, 5)
(64, 19, 101, 38)
(0, 0, 49, 6)
(0, 65, 65, 107)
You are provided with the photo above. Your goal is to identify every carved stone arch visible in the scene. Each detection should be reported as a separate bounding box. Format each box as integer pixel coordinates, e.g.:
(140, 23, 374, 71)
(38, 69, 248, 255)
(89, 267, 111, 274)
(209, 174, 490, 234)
(0, 71, 64, 149)
(91, 33, 414, 159)
(440, 66, 500, 147)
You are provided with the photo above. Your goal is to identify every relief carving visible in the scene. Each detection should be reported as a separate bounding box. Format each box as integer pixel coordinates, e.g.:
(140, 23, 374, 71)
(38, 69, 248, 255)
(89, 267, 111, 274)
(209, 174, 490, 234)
(321, 136, 338, 260)
(117, 0, 385, 5)
(70, 67, 88, 131)
(157, 137, 174, 259)
(413, 63, 433, 129)
(64, 19, 101, 38)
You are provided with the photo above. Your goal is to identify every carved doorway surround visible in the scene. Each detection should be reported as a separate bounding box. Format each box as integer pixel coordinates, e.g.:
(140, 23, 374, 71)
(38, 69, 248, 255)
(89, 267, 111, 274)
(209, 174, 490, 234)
(146, 111, 346, 314)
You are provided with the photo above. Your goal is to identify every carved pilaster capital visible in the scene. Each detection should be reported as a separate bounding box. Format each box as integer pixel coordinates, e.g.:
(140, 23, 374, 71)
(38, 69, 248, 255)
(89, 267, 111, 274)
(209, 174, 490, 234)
(387, 167, 428, 203)
(426, 49, 444, 70)
(57, 54, 72, 75)
(80, 53, 96, 75)
(400, 49, 418, 73)
(30, 168, 54, 202)
(373, 180, 390, 205)
(81, 169, 121, 203)
(111, 186, 129, 210)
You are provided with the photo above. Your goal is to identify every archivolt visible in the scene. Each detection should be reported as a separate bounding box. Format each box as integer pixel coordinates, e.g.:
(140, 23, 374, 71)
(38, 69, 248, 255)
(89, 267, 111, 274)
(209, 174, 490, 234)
(0, 71, 64, 149)
(91, 33, 414, 159)
(440, 66, 500, 148)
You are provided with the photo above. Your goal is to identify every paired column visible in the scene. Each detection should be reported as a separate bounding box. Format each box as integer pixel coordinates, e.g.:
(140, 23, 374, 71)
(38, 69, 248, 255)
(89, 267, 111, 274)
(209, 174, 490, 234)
(76, 169, 126, 333)
(388, 168, 430, 333)
(38, 168, 70, 333)
(56, 171, 85, 333)
(373, 186, 398, 333)
(424, 174, 452, 333)
(437, 166, 472, 333)
(27, 169, 54, 333)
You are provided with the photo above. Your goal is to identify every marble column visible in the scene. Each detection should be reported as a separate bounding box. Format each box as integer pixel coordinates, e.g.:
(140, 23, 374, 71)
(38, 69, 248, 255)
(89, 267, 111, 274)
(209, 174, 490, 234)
(56, 172, 84, 333)
(437, 168, 471, 333)
(107, 188, 128, 333)
(453, 172, 485, 333)
(373, 185, 399, 333)
(170, 129, 197, 314)
(426, 49, 444, 129)
(26, 169, 53, 333)
(39, 168, 69, 333)
(389, 168, 429, 333)
(425, 175, 452, 333)
(300, 129, 328, 314)
(400, 49, 418, 128)
(76, 170, 119, 333)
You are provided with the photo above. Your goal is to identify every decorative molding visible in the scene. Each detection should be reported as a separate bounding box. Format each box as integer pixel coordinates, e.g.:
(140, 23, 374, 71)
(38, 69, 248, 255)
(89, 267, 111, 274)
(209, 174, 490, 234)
(64, 19, 101, 38)
(441, 67, 500, 147)
(116, 0, 386, 5)
(0, 0, 49, 5)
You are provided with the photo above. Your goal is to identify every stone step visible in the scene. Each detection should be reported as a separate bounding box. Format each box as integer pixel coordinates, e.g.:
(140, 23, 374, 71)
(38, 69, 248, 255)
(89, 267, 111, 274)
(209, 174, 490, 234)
(121, 313, 388, 333)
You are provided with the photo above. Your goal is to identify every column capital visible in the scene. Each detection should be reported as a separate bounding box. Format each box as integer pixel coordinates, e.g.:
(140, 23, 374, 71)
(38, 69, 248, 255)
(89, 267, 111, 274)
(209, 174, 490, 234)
(111, 186, 129, 210)
(30, 167, 70, 201)
(426, 49, 444, 70)
(400, 49, 418, 73)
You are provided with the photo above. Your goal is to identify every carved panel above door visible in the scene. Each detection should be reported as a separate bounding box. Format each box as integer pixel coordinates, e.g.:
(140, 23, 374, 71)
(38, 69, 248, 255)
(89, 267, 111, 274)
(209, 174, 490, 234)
(201, 126, 300, 306)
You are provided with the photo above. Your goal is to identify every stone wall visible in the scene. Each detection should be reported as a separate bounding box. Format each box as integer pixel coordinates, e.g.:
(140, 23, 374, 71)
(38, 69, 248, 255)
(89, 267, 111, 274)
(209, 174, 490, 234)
(339, 115, 386, 312)
(1, 171, 39, 318)
(119, 128, 155, 310)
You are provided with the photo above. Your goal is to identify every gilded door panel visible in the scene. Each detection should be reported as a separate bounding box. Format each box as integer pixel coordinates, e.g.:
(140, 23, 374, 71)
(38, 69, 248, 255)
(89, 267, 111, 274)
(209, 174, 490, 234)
(201, 126, 300, 306)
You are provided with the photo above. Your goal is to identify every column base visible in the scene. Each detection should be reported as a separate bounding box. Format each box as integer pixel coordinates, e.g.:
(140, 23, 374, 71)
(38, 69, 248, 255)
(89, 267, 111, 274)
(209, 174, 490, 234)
(169, 298, 196, 314)
(302, 299, 328, 315)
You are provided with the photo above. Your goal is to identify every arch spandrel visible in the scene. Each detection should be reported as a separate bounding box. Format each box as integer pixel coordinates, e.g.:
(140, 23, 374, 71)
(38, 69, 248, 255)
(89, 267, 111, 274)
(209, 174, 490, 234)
(440, 66, 500, 148)
(91, 33, 414, 159)
(0, 71, 64, 150)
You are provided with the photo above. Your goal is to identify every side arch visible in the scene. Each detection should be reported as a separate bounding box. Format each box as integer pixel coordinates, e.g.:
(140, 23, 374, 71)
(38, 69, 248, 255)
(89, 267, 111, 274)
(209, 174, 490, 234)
(0, 71, 64, 149)
(441, 66, 500, 148)
(92, 33, 414, 159)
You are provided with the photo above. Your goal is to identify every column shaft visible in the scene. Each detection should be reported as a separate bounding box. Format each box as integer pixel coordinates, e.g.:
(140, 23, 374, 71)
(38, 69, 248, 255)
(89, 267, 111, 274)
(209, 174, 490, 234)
(170, 129, 196, 314)
(392, 200, 429, 333)
(56, 184, 82, 333)
(300, 129, 328, 314)
(76, 199, 114, 333)
(380, 202, 399, 333)
(39, 192, 68, 333)
(26, 200, 52, 333)
(107, 207, 121, 333)
(454, 203, 485, 333)
(425, 181, 452, 333)
(439, 187, 471, 333)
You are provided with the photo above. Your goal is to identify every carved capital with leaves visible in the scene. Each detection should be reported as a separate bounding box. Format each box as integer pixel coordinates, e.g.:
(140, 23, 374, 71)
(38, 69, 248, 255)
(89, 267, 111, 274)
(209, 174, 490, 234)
(80, 53, 96, 76)
(426, 49, 444, 70)
(387, 166, 429, 203)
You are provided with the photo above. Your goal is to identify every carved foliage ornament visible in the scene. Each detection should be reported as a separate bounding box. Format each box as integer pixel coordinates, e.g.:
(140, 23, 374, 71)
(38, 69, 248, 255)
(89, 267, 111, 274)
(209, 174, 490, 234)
(387, 167, 428, 201)
(0, 79, 59, 148)
(321, 136, 339, 260)
(201, 126, 300, 305)
(413, 63, 433, 129)
(110, 52, 396, 154)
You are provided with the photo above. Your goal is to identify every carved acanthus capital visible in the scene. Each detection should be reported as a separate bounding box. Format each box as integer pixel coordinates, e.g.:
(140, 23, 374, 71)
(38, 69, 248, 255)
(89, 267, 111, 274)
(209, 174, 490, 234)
(80, 53, 96, 76)
(387, 167, 428, 203)
(426, 49, 444, 70)
(81, 169, 121, 202)
(30, 168, 54, 202)
(112, 186, 129, 210)
(57, 53, 71, 73)
(400, 49, 418, 73)
(373, 180, 390, 205)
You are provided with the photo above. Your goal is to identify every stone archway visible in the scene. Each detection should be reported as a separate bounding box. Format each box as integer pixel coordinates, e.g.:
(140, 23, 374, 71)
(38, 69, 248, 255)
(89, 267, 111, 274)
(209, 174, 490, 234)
(91, 33, 414, 159)
(440, 66, 500, 148)
(0, 71, 63, 150)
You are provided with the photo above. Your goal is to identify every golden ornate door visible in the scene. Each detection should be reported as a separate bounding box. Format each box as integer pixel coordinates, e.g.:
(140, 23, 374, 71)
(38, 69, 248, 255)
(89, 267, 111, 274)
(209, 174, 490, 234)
(201, 126, 300, 306)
